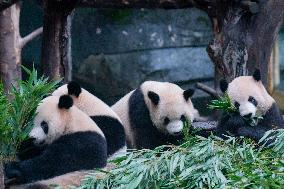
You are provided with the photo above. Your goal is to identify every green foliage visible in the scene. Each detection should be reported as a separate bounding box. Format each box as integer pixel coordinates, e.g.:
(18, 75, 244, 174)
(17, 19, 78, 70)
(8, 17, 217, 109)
(78, 131, 284, 189)
(208, 93, 263, 127)
(77, 94, 284, 188)
(182, 118, 191, 142)
(208, 93, 237, 113)
(0, 67, 60, 160)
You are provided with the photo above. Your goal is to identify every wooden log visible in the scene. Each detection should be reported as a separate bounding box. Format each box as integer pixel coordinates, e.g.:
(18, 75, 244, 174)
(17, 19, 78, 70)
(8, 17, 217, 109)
(192, 121, 217, 130)
(78, 0, 196, 9)
(195, 82, 220, 98)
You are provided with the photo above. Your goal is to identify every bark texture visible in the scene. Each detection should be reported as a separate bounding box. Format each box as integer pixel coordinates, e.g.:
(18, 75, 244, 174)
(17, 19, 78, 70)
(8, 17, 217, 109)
(203, 0, 284, 87)
(40, 0, 78, 82)
(0, 3, 42, 93)
(0, 3, 21, 93)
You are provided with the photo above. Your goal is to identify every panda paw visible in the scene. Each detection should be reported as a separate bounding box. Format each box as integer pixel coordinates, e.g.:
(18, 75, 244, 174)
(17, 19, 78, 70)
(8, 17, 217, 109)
(4, 161, 24, 184)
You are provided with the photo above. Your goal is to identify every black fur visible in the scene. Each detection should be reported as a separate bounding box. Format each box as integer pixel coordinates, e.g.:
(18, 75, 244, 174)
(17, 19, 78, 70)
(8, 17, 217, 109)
(216, 103, 284, 142)
(17, 138, 46, 161)
(220, 79, 228, 93)
(58, 95, 73, 109)
(128, 88, 183, 149)
(91, 116, 126, 156)
(148, 91, 160, 105)
(183, 89, 194, 101)
(5, 131, 107, 184)
(67, 81, 82, 97)
(25, 184, 50, 189)
(253, 69, 261, 81)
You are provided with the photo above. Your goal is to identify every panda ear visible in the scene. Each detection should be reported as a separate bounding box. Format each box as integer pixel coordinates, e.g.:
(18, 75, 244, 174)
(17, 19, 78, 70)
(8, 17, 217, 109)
(252, 69, 261, 81)
(183, 89, 194, 101)
(58, 95, 73, 109)
(67, 81, 82, 97)
(148, 91, 160, 105)
(220, 79, 228, 93)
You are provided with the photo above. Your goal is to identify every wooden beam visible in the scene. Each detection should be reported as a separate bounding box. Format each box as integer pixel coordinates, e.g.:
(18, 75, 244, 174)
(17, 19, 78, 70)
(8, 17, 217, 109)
(0, 0, 19, 12)
(78, 0, 198, 9)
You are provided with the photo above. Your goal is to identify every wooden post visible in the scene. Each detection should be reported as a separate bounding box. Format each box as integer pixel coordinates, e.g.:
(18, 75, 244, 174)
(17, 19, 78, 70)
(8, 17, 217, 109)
(40, 0, 78, 82)
(0, 2, 42, 94)
(0, 3, 21, 93)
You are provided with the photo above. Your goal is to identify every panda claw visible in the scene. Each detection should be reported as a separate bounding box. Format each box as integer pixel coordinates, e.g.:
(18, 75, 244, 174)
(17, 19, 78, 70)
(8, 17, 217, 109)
(4, 162, 22, 180)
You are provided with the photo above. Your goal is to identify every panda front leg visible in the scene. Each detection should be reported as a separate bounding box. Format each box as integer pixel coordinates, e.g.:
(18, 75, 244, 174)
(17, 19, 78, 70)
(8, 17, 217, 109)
(4, 132, 107, 184)
(216, 114, 247, 138)
(237, 126, 271, 143)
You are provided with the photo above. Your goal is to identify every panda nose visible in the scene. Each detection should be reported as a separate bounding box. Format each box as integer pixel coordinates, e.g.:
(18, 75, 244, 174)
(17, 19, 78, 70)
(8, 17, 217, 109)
(243, 113, 252, 119)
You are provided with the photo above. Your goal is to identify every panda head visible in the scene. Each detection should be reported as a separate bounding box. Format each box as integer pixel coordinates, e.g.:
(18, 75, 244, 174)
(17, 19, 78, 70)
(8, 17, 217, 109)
(29, 95, 73, 145)
(142, 81, 196, 136)
(220, 69, 275, 118)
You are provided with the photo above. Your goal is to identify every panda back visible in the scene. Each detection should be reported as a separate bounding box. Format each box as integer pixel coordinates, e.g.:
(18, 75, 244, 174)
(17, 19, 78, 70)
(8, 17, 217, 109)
(91, 115, 126, 156)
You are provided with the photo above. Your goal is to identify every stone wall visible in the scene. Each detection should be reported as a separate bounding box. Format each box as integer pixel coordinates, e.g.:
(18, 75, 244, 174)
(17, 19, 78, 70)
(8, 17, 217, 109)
(72, 8, 213, 105)
(20, 4, 214, 110)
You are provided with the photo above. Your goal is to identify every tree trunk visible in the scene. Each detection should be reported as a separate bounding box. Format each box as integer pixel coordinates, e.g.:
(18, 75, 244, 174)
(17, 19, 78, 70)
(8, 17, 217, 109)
(0, 3, 21, 93)
(40, 0, 77, 82)
(0, 162, 3, 189)
(205, 0, 284, 88)
(0, 2, 42, 94)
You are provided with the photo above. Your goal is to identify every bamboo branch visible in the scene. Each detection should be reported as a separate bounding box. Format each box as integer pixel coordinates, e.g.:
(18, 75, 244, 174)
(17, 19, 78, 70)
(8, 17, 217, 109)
(195, 82, 220, 98)
(19, 27, 43, 49)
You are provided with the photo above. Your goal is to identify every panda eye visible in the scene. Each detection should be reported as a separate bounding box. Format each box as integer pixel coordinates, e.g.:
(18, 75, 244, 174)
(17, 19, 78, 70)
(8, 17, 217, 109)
(41, 121, 49, 134)
(248, 96, 258, 106)
(234, 102, 240, 109)
(163, 117, 170, 125)
(180, 115, 186, 122)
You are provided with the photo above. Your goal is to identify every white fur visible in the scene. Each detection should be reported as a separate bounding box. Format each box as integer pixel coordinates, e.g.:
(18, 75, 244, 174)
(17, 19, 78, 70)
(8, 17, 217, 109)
(166, 120, 183, 135)
(112, 81, 198, 148)
(239, 102, 256, 117)
(141, 81, 195, 134)
(52, 85, 122, 121)
(11, 96, 106, 189)
(30, 96, 104, 145)
(29, 127, 46, 145)
(227, 76, 274, 116)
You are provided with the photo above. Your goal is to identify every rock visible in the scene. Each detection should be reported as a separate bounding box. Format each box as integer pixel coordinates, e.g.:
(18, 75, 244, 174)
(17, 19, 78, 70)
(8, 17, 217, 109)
(73, 47, 214, 104)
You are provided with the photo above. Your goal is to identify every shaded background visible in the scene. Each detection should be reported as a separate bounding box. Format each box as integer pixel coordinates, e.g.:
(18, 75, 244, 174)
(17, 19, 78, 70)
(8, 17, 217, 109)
(21, 1, 284, 115)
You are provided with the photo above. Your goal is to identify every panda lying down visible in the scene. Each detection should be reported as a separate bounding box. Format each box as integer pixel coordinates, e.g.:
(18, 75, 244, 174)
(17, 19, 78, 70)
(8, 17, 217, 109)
(5, 95, 107, 187)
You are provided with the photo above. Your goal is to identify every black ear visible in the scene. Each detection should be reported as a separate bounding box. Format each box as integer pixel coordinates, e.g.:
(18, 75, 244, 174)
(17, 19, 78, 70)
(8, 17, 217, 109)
(67, 81, 82, 97)
(58, 95, 73, 109)
(252, 69, 261, 81)
(148, 91, 160, 105)
(183, 89, 194, 101)
(220, 79, 228, 93)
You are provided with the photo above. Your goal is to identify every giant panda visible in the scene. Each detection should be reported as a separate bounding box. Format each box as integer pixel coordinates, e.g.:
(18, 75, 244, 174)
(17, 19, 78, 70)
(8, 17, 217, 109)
(52, 81, 126, 157)
(111, 81, 199, 149)
(216, 69, 284, 142)
(4, 95, 107, 186)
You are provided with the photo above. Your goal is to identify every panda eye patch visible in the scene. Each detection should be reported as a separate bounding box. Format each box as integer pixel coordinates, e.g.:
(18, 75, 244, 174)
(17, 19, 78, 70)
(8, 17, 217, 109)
(248, 96, 258, 106)
(180, 115, 186, 122)
(234, 102, 240, 109)
(41, 121, 49, 134)
(163, 117, 170, 125)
